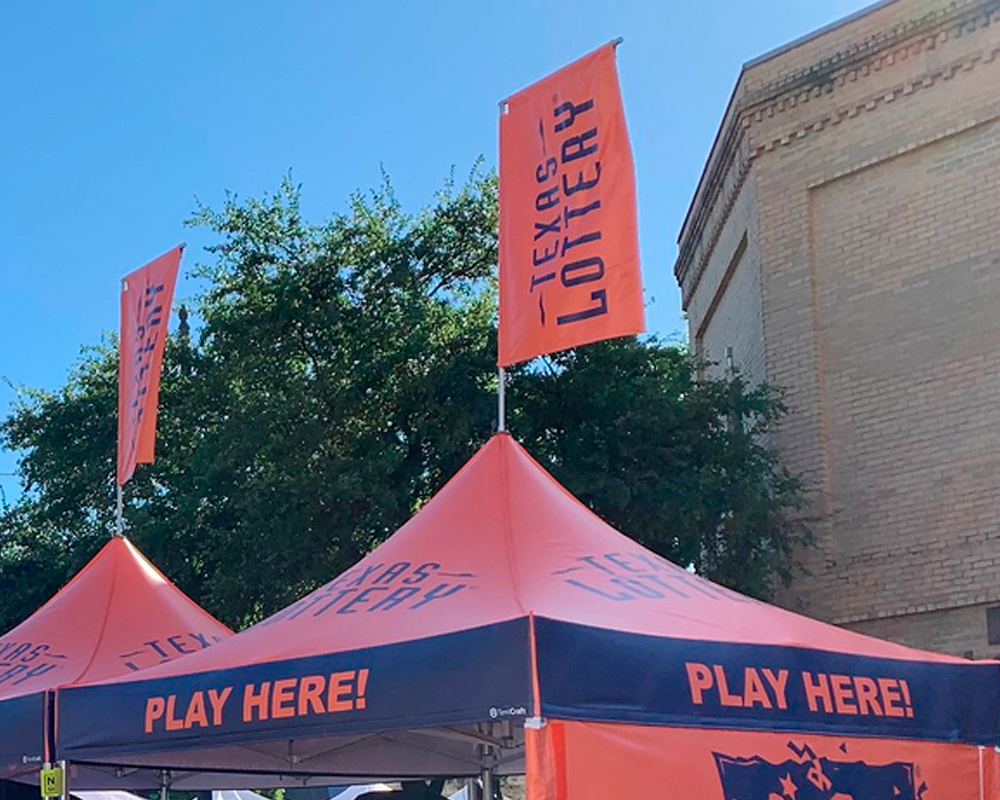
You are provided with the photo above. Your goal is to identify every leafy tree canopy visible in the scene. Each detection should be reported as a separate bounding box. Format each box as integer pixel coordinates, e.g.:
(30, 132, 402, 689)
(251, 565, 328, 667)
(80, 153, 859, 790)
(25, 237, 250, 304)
(0, 169, 808, 631)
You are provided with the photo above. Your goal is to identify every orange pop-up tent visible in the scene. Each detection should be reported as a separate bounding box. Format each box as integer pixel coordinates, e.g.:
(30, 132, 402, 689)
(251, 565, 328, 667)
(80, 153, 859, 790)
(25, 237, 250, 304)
(0, 537, 231, 786)
(56, 436, 1000, 798)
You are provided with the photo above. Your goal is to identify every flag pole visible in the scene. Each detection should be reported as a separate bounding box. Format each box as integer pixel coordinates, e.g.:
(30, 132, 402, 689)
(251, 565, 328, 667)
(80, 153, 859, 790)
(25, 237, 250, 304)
(116, 272, 125, 539)
(497, 367, 507, 433)
(115, 484, 124, 537)
(116, 272, 123, 539)
(497, 96, 509, 435)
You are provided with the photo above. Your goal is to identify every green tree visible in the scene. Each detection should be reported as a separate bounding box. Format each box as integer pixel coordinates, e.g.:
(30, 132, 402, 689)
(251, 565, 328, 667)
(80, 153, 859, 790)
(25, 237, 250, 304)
(0, 171, 809, 632)
(512, 341, 808, 599)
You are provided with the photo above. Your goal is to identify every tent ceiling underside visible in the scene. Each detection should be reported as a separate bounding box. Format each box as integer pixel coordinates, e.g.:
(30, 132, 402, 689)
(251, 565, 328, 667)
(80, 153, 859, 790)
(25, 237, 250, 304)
(44, 724, 525, 789)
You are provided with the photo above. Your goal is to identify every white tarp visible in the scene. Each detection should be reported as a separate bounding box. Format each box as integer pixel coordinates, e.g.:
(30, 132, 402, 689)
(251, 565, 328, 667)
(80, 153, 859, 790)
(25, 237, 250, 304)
(214, 791, 272, 800)
(75, 793, 149, 800)
(329, 786, 393, 800)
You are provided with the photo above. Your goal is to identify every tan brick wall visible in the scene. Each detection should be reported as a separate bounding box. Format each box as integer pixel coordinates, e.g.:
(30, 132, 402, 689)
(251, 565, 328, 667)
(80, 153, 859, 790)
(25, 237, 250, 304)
(850, 602, 1000, 660)
(808, 119, 1000, 624)
(676, 0, 1000, 656)
(696, 236, 765, 382)
(688, 179, 766, 383)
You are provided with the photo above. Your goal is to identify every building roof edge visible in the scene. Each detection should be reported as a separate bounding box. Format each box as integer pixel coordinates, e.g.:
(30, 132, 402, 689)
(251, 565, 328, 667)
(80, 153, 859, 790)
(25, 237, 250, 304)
(676, 0, 908, 284)
(743, 0, 905, 71)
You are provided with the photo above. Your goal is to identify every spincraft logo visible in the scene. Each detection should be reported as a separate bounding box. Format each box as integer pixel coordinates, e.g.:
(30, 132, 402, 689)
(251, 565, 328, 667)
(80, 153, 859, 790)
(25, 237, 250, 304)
(489, 705, 528, 719)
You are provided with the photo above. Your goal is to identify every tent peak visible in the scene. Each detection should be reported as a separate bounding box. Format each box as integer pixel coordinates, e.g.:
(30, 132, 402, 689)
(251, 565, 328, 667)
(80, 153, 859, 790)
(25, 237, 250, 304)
(0, 535, 232, 701)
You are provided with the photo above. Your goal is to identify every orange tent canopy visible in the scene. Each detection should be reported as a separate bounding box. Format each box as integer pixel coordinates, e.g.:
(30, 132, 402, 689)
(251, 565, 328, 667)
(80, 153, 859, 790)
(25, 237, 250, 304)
(0, 536, 231, 778)
(56, 435, 999, 795)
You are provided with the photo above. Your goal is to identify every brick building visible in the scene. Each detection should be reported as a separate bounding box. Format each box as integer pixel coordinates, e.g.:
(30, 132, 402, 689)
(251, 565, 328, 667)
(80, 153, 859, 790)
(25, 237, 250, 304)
(675, 0, 1000, 656)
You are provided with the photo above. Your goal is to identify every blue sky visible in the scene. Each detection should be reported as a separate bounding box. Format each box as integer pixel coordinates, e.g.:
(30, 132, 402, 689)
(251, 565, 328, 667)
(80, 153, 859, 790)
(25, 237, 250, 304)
(0, 0, 872, 501)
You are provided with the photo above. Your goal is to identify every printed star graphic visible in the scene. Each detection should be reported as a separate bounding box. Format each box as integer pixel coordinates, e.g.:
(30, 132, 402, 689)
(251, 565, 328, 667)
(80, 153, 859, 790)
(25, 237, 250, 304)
(779, 773, 798, 800)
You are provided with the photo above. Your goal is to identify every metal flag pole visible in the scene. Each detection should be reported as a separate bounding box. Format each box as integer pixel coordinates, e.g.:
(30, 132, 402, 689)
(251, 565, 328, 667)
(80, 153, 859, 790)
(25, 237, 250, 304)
(115, 484, 124, 537)
(497, 96, 509, 436)
(115, 272, 127, 539)
(497, 367, 507, 433)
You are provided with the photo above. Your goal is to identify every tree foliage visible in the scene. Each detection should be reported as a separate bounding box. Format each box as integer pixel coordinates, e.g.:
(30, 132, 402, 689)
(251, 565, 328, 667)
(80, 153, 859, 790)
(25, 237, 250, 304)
(0, 171, 809, 631)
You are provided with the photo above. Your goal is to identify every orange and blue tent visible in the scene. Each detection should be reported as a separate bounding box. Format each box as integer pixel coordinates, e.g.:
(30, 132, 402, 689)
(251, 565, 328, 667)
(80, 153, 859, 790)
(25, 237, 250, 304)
(55, 435, 1000, 798)
(0, 537, 231, 784)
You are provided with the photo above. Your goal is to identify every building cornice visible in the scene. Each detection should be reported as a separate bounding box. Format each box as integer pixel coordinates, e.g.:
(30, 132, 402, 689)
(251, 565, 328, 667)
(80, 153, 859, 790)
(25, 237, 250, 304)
(744, 0, 904, 71)
(675, 0, 1000, 306)
(748, 38, 1000, 160)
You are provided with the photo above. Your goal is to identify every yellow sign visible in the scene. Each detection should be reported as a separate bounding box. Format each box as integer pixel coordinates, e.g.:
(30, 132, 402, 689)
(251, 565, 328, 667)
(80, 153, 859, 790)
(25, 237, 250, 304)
(40, 767, 63, 799)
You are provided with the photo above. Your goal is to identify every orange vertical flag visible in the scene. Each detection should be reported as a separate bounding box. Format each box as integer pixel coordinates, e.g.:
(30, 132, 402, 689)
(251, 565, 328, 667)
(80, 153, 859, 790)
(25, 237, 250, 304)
(117, 246, 182, 487)
(499, 42, 644, 367)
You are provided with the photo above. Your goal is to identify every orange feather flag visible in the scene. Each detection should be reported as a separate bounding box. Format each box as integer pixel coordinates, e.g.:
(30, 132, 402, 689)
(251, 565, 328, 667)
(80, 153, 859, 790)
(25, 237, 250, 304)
(499, 42, 644, 367)
(117, 246, 181, 486)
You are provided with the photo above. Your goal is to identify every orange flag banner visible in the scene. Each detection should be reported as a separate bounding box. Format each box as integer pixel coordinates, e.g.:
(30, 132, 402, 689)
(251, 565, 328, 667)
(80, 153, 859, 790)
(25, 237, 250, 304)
(117, 246, 182, 487)
(498, 42, 644, 367)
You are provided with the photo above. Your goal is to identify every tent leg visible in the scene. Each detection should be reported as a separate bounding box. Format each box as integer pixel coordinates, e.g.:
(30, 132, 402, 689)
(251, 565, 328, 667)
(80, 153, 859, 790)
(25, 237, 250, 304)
(160, 769, 170, 800)
(481, 766, 494, 800)
(59, 760, 68, 800)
